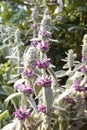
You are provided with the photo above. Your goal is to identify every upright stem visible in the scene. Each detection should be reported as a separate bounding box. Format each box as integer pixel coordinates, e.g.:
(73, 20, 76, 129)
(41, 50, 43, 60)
(59, 116, 63, 130)
(17, 45, 20, 74)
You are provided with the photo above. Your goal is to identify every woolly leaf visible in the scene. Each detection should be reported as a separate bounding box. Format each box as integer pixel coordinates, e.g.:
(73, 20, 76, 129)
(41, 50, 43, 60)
(55, 70, 66, 78)
(43, 87, 53, 112)
(73, 62, 85, 72)
(28, 96, 37, 113)
(5, 92, 21, 103)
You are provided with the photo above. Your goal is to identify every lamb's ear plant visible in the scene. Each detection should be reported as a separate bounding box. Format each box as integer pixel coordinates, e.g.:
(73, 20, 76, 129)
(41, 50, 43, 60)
(1, 1, 87, 130)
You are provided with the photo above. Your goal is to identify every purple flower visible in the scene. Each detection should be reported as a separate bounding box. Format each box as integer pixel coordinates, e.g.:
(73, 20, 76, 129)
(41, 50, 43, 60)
(37, 76, 52, 87)
(22, 69, 34, 78)
(17, 84, 34, 94)
(31, 23, 38, 29)
(37, 41, 50, 52)
(72, 80, 81, 92)
(81, 66, 87, 73)
(64, 96, 76, 104)
(72, 80, 85, 92)
(37, 103, 46, 113)
(81, 54, 87, 62)
(13, 107, 31, 121)
(36, 58, 51, 69)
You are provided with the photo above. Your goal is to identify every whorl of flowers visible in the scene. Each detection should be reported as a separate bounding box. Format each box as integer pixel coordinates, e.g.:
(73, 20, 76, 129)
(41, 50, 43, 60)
(22, 69, 34, 78)
(13, 107, 31, 121)
(17, 84, 34, 95)
(37, 41, 50, 52)
(37, 76, 52, 88)
(36, 58, 51, 69)
(37, 103, 46, 113)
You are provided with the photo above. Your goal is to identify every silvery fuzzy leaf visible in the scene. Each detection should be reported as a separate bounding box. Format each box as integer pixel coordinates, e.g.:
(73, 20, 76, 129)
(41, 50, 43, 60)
(30, 38, 41, 42)
(77, 101, 87, 117)
(34, 83, 42, 96)
(0, 110, 9, 122)
(55, 70, 66, 78)
(2, 86, 14, 95)
(49, 64, 56, 68)
(65, 79, 73, 88)
(49, 39, 59, 43)
(43, 87, 53, 112)
(2, 86, 19, 108)
(28, 96, 37, 113)
(5, 56, 17, 59)
(57, 88, 73, 103)
(63, 63, 68, 69)
(5, 92, 21, 103)
(1, 119, 18, 130)
(47, 68, 57, 80)
(69, 71, 83, 81)
(73, 62, 85, 72)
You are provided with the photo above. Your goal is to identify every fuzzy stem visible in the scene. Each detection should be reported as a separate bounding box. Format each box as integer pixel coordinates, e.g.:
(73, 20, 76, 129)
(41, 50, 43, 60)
(17, 45, 20, 74)
(59, 116, 63, 130)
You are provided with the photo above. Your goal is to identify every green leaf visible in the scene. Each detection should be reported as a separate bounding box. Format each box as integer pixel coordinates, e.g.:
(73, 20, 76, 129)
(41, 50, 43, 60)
(43, 87, 53, 112)
(5, 92, 21, 103)
(28, 96, 37, 113)
(34, 83, 42, 96)
(55, 70, 66, 78)
(0, 110, 9, 121)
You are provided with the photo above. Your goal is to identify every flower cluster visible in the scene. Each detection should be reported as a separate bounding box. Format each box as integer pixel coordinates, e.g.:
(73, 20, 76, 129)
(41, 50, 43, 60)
(17, 84, 34, 95)
(22, 69, 34, 78)
(37, 103, 46, 113)
(37, 41, 50, 52)
(64, 96, 76, 104)
(72, 80, 87, 92)
(37, 76, 52, 87)
(13, 107, 31, 121)
(36, 58, 51, 69)
(81, 65, 87, 73)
